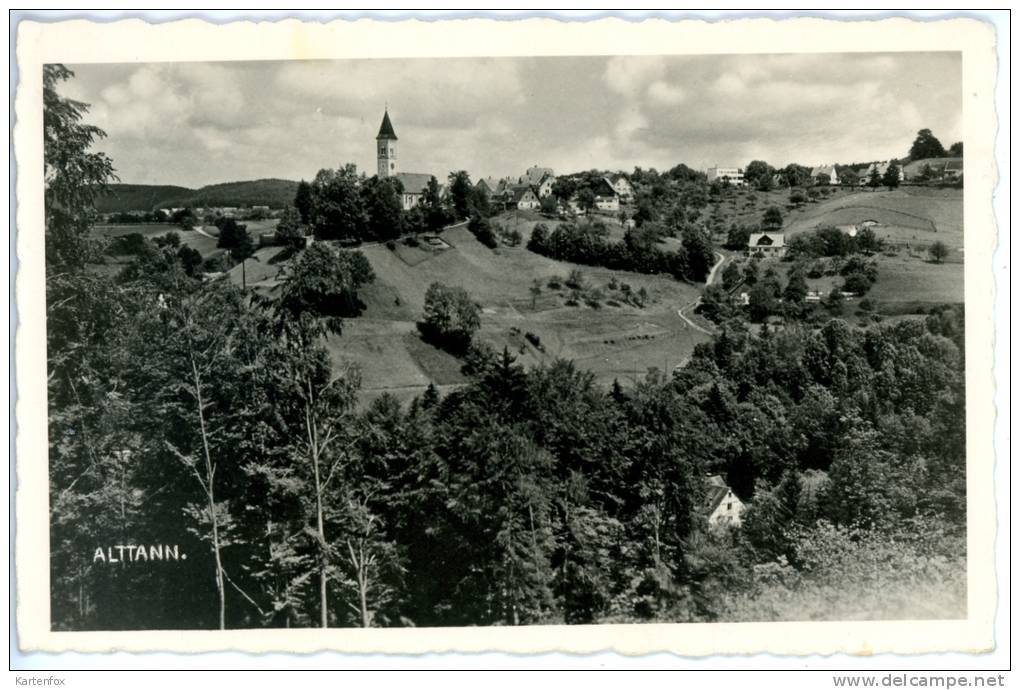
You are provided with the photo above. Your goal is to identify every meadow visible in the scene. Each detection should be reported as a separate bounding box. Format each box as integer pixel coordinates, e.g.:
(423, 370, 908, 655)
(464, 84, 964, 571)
(323, 222, 709, 405)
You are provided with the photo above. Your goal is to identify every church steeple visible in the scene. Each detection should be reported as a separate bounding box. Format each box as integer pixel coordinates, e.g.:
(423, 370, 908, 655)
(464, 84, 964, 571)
(376, 108, 398, 178)
(377, 109, 398, 141)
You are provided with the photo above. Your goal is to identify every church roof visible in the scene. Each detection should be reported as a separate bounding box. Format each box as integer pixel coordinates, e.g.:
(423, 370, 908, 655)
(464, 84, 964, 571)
(394, 172, 433, 195)
(377, 110, 398, 140)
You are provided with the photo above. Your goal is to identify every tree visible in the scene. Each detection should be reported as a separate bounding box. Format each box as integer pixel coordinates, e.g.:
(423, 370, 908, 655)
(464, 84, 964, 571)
(780, 164, 812, 189)
(839, 170, 859, 187)
(867, 166, 882, 189)
(361, 175, 404, 241)
(529, 279, 542, 309)
(277, 242, 375, 320)
(216, 218, 249, 250)
(447, 171, 473, 221)
(418, 282, 481, 354)
(882, 163, 901, 190)
(274, 206, 306, 249)
(231, 228, 256, 290)
(783, 268, 809, 304)
(309, 165, 366, 240)
(294, 179, 313, 224)
(421, 176, 451, 233)
(948, 141, 963, 157)
(928, 241, 950, 264)
(683, 227, 715, 283)
(576, 188, 596, 216)
(909, 128, 947, 160)
(43, 64, 117, 270)
(539, 194, 558, 215)
(762, 206, 783, 231)
(744, 160, 774, 191)
(722, 261, 742, 291)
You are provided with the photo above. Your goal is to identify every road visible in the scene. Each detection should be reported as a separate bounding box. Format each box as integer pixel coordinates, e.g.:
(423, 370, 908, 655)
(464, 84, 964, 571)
(675, 251, 726, 336)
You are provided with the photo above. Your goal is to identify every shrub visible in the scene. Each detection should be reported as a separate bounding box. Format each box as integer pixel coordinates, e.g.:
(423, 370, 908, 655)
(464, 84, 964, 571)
(524, 331, 545, 352)
(403, 235, 420, 247)
(547, 277, 562, 290)
(386, 240, 397, 251)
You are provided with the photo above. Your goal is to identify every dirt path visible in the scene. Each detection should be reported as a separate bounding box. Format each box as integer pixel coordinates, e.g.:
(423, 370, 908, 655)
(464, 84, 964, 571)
(674, 251, 725, 336)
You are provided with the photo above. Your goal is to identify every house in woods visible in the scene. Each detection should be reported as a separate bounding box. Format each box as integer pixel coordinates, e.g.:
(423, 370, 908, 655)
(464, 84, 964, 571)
(606, 173, 635, 203)
(375, 108, 438, 211)
(810, 164, 840, 185)
(520, 165, 554, 187)
(703, 475, 744, 528)
(511, 185, 541, 210)
(593, 178, 621, 212)
(747, 232, 786, 257)
(707, 166, 745, 186)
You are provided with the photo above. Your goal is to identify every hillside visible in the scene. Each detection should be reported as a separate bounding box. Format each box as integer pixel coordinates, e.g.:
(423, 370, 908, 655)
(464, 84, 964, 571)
(94, 178, 299, 213)
(93, 184, 193, 214)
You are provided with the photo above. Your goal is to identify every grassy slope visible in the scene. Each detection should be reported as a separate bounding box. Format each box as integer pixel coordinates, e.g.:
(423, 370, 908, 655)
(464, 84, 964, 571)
(325, 222, 708, 405)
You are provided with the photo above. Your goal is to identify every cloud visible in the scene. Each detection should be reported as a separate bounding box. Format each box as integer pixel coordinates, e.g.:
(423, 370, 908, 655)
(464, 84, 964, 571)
(647, 80, 685, 105)
(59, 52, 962, 187)
(604, 56, 665, 95)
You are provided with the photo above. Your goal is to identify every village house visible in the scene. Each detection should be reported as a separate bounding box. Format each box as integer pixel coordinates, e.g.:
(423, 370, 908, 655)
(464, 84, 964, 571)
(476, 176, 501, 198)
(706, 166, 745, 187)
(535, 174, 556, 198)
(747, 231, 786, 257)
(605, 173, 634, 203)
(810, 163, 840, 185)
(593, 177, 620, 212)
(520, 164, 554, 187)
(511, 184, 541, 211)
(703, 475, 744, 528)
(861, 160, 905, 184)
(375, 109, 438, 211)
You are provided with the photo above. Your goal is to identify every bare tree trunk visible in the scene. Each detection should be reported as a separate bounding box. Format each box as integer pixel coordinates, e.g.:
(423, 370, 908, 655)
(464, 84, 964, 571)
(305, 375, 329, 629)
(191, 353, 226, 631)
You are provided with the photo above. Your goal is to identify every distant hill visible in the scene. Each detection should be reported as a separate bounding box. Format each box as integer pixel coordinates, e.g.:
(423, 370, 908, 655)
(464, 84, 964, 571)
(95, 178, 300, 213)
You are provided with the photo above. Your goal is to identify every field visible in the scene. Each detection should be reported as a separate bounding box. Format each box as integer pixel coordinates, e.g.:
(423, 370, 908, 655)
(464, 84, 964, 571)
(782, 187, 964, 251)
(324, 221, 709, 405)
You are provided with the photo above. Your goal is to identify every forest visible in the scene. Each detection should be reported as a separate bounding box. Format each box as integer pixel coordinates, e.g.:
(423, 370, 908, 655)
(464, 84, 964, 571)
(45, 64, 967, 630)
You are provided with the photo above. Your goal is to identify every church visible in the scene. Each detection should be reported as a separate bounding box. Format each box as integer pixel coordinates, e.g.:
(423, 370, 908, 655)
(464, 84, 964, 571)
(376, 109, 437, 211)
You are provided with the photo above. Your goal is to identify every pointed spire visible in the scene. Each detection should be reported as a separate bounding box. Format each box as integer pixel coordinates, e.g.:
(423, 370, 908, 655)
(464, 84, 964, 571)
(377, 108, 398, 141)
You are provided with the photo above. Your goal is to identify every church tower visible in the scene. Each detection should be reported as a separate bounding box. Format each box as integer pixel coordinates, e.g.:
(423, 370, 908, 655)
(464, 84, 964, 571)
(376, 109, 398, 178)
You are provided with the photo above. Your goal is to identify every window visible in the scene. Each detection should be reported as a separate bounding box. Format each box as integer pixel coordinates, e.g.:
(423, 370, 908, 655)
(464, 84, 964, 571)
(727, 502, 732, 510)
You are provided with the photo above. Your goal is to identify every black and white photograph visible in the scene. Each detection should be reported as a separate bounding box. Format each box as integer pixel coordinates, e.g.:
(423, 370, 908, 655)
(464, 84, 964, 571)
(14, 15, 1003, 660)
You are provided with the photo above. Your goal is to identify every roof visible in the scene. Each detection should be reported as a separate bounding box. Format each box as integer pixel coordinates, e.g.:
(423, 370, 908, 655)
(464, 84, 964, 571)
(702, 475, 731, 515)
(593, 178, 618, 196)
(811, 164, 838, 177)
(510, 184, 537, 202)
(521, 166, 554, 186)
(608, 173, 631, 185)
(376, 110, 398, 140)
(393, 172, 433, 195)
(748, 232, 785, 248)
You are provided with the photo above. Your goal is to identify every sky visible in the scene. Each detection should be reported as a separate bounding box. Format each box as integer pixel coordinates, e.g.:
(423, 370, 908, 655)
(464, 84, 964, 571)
(59, 52, 962, 189)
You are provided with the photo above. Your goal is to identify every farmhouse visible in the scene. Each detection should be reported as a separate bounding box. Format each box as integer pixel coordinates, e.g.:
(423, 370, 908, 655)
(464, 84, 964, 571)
(862, 160, 905, 183)
(520, 165, 554, 187)
(511, 185, 541, 210)
(810, 164, 840, 185)
(593, 178, 620, 212)
(605, 173, 634, 203)
(703, 475, 744, 528)
(707, 166, 745, 187)
(375, 109, 438, 211)
(747, 232, 786, 257)
(476, 177, 501, 197)
(535, 175, 556, 199)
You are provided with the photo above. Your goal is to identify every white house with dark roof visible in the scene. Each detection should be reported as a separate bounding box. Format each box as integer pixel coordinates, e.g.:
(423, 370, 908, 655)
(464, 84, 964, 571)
(810, 164, 840, 185)
(707, 166, 745, 187)
(747, 232, 786, 257)
(606, 173, 634, 203)
(703, 475, 744, 528)
(510, 184, 541, 210)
